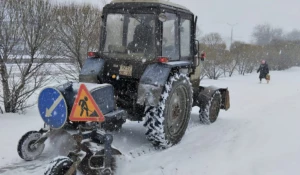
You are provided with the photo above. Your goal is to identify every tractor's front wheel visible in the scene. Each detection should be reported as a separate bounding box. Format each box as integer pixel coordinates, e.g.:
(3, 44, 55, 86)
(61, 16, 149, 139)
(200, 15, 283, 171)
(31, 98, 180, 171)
(199, 91, 221, 124)
(144, 73, 193, 149)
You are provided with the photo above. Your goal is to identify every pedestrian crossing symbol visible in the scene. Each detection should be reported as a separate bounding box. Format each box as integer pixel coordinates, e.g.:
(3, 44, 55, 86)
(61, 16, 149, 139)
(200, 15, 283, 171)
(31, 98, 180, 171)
(69, 84, 105, 122)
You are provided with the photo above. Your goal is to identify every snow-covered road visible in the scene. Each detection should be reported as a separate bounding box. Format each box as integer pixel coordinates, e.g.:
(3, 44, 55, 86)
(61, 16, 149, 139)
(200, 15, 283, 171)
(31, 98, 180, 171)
(1, 67, 300, 175)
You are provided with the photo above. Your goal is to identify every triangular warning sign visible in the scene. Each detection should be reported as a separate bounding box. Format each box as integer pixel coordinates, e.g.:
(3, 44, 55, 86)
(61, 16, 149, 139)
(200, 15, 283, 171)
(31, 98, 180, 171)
(69, 84, 105, 122)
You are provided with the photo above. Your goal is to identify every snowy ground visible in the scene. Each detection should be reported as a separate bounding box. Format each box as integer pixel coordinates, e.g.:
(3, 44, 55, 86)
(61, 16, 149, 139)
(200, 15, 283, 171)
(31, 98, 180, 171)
(1, 67, 300, 175)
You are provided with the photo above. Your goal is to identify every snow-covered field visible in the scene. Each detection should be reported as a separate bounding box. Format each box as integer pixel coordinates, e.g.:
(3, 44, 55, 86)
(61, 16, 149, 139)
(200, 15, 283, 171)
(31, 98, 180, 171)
(1, 67, 300, 175)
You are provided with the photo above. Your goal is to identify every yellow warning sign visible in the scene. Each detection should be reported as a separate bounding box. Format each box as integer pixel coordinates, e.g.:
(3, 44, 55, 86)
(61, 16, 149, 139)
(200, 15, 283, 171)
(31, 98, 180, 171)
(69, 84, 105, 122)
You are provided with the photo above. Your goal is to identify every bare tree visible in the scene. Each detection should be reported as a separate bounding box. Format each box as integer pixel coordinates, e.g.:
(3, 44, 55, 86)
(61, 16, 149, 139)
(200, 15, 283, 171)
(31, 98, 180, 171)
(196, 25, 202, 40)
(232, 42, 262, 75)
(0, 0, 57, 113)
(233, 42, 253, 75)
(0, 0, 23, 113)
(266, 39, 300, 70)
(252, 23, 283, 45)
(201, 33, 227, 80)
(224, 44, 239, 77)
(202, 33, 224, 48)
(227, 59, 238, 77)
(284, 29, 300, 41)
(219, 50, 233, 77)
(54, 3, 103, 81)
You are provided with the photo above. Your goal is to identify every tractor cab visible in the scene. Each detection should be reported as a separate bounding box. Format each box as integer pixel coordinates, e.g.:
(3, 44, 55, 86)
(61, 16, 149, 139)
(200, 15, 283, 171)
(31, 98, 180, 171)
(79, 0, 202, 120)
(89, 0, 199, 80)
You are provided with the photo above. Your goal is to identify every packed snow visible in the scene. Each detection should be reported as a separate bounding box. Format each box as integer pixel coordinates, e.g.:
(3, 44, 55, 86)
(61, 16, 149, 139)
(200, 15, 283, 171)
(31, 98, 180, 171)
(1, 67, 300, 175)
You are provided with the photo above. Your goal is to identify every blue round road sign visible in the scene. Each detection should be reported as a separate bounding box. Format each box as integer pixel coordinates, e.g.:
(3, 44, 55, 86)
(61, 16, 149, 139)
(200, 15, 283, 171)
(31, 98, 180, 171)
(38, 87, 68, 129)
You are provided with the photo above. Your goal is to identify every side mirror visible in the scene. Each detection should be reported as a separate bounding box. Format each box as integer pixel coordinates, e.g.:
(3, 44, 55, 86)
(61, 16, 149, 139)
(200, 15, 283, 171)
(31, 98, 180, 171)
(194, 40, 200, 66)
(194, 40, 199, 56)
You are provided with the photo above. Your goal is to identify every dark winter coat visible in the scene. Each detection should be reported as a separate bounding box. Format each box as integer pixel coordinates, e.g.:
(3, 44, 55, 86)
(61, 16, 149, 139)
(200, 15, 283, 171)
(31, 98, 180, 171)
(257, 63, 269, 79)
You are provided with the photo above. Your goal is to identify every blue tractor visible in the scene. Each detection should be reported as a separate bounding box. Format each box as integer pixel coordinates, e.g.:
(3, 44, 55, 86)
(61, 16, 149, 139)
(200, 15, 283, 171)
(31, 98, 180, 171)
(17, 0, 230, 174)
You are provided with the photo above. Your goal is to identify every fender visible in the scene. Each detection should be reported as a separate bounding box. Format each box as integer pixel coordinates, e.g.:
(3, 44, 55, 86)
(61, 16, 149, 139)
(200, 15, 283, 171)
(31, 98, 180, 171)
(136, 61, 192, 106)
(136, 63, 171, 106)
(197, 86, 230, 111)
(79, 58, 105, 83)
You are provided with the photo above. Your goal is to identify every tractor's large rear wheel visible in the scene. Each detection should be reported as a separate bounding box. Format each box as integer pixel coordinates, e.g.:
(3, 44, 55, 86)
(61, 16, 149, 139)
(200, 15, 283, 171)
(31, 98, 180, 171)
(199, 91, 221, 124)
(144, 73, 193, 149)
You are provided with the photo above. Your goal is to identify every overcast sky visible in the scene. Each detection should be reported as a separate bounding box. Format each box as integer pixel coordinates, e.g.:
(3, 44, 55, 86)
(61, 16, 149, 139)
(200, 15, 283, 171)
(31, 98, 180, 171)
(61, 0, 300, 45)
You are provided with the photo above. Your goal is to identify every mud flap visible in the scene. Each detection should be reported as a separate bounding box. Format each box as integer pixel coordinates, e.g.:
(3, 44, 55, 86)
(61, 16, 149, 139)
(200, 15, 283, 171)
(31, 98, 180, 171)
(219, 88, 230, 111)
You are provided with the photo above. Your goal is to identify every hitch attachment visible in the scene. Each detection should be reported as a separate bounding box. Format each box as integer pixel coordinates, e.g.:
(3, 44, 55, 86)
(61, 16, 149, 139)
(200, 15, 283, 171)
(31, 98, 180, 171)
(45, 125, 121, 175)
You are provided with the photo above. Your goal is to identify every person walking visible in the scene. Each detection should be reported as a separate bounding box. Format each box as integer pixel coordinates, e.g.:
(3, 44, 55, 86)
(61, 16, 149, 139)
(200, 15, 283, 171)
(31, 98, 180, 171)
(257, 60, 270, 84)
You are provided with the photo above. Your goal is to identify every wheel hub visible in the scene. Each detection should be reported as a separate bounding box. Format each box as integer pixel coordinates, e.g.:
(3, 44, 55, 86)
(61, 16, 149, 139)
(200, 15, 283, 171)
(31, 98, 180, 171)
(172, 104, 180, 119)
(28, 140, 38, 152)
(167, 85, 188, 136)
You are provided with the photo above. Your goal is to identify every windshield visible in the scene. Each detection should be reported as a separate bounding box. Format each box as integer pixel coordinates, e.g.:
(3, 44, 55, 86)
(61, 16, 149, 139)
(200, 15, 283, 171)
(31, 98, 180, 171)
(102, 13, 156, 60)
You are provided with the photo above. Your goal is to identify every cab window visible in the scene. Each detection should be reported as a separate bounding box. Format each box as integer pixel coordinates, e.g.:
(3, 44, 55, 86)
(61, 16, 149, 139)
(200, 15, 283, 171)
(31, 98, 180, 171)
(180, 19, 191, 57)
(162, 13, 179, 60)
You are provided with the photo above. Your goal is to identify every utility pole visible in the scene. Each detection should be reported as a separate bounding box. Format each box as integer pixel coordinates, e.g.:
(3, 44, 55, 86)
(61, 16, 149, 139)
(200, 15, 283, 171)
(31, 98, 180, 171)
(227, 23, 238, 47)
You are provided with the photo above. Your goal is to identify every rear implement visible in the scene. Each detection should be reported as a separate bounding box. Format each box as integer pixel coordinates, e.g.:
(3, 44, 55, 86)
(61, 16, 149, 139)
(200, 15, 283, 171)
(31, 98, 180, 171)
(17, 83, 126, 175)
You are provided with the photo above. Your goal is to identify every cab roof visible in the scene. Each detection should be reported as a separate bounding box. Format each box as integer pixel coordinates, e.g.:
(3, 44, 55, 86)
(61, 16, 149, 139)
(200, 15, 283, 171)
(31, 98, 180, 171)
(110, 0, 190, 12)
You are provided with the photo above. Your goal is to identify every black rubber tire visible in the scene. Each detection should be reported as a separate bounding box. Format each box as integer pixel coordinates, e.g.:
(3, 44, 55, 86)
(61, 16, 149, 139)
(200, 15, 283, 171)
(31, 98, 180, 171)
(199, 91, 221, 124)
(17, 131, 45, 161)
(144, 73, 193, 149)
(44, 156, 76, 175)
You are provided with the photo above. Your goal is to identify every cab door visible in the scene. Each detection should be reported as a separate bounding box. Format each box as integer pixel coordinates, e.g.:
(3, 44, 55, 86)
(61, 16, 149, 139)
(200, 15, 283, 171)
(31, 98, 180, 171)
(161, 12, 179, 61)
(178, 13, 193, 61)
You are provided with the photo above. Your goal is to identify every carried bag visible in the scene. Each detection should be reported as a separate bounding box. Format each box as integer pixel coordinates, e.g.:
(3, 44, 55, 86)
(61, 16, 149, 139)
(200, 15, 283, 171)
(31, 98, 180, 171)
(266, 74, 270, 80)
